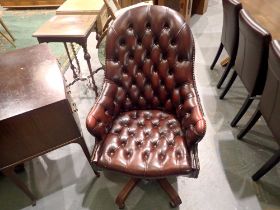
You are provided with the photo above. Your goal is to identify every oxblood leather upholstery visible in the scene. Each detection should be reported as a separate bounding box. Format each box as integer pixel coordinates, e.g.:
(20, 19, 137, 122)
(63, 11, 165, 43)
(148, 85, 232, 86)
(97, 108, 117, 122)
(87, 5, 206, 178)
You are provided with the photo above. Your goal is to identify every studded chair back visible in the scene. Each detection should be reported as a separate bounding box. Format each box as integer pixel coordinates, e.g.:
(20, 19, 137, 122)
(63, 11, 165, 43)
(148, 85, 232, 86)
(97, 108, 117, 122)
(106, 6, 198, 114)
(221, 0, 242, 57)
(259, 40, 280, 142)
(86, 5, 206, 207)
(235, 9, 271, 95)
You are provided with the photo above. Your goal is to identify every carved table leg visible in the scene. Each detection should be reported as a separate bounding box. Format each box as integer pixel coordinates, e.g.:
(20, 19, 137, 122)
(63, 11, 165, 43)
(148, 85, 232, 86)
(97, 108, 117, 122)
(115, 178, 140, 209)
(2, 167, 36, 206)
(158, 178, 182, 208)
(81, 41, 98, 96)
(64, 42, 78, 79)
(70, 42, 81, 75)
(76, 137, 100, 177)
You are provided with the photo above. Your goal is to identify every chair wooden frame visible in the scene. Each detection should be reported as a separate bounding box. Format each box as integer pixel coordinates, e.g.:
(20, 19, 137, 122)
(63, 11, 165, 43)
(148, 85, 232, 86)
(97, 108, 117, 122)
(0, 12, 15, 47)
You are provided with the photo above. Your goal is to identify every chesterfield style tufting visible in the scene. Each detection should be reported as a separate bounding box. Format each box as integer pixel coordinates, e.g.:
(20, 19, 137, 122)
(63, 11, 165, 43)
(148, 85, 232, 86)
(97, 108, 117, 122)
(86, 5, 206, 208)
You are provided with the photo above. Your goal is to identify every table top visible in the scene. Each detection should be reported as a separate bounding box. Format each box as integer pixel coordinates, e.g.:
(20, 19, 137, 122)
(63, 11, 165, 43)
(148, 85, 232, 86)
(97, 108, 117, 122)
(56, 0, 105, 15)
(0, 44, 65, 121)
(33, 15, 97, 38)
(241, 0, 280, 40)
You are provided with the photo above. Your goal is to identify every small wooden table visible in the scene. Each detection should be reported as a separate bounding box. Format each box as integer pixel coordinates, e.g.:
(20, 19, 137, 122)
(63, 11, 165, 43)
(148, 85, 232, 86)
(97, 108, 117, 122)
(56, 0, 107, 41)
(56, 0, 105, 15)
(33, 15, 100, 95)
(241, 0, 280, 39)
(0, 44, 99, 205)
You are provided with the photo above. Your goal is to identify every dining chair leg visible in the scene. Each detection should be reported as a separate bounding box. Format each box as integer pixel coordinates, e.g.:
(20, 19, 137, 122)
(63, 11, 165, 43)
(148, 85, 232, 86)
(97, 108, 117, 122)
(217, 58, 234, 89)
(210, 43, 224, 70)
(0, 18, 15, 41)
(115, 178, 140, 209)
(237, 109, 262, 139)
(231, 95, 254, 127)
(158, 178, 182, 208)
(219, 71, 237, 99)
(252, 150, 280, 181)
(0, 30, 15, 47)
(76, 137, 100, 177)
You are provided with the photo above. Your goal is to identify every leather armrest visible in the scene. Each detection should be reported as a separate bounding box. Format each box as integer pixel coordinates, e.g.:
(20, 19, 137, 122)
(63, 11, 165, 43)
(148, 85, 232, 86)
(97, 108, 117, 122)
(177, 88, 206, 147)
(86, 81, 120, 140)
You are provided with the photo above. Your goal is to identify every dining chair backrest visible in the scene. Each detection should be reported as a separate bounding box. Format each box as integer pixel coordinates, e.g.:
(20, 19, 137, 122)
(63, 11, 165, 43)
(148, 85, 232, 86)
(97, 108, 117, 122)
(221, 0, 242, 58)
(234, 9, 271, 95)
(259, 40, 280, 142)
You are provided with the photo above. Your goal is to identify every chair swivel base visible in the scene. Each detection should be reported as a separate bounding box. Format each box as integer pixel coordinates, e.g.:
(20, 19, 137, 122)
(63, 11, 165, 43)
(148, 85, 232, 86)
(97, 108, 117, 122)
(115, 178, 182, 209)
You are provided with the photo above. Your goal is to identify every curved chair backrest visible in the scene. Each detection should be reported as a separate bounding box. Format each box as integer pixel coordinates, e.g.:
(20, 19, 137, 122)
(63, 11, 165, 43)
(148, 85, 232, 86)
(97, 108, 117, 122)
(259, 40, 280, 141)
(221, 0, 242, 58)
(235, 9, 271, 95)
(105, 5, 199, 115)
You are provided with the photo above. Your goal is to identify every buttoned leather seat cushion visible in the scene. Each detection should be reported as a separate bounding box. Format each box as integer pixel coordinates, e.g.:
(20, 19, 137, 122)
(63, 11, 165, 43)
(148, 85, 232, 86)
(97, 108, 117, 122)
(92, 110, 195, 177)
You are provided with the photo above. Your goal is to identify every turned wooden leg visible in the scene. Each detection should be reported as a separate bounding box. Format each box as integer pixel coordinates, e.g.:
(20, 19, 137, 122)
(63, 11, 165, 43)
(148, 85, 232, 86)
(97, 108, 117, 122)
(2, 167, 36, 206)
(158, 178, 182, 208)
(64, 42, 78, 79)
(76, 137, 100, 177)
(81, 41, 98, 96)
(70, 42, 81, 74)
(115, 178, 140, 209)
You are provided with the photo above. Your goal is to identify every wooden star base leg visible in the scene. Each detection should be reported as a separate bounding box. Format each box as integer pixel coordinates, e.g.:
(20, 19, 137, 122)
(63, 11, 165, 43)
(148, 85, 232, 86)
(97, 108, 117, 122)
(158, 178, 182, 208)
(115, 178, 140, 209)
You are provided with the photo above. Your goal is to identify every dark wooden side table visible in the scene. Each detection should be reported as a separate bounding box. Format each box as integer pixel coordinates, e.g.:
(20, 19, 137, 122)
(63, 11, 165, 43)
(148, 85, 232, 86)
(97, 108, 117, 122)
(33, 15, 101, 96)
(0, 44, 99, 206)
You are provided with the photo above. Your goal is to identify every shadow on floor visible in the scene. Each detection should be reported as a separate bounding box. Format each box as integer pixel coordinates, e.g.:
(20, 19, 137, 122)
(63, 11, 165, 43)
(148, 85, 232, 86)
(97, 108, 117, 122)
(81, 171, 180, 210)
(218, 132, 280, 209)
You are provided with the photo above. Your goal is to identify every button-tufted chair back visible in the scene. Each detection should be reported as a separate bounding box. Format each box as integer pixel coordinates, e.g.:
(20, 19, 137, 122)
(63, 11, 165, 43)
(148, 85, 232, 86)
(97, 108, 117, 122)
(105, 5, 197, 115)
(87, 5, 206, 208)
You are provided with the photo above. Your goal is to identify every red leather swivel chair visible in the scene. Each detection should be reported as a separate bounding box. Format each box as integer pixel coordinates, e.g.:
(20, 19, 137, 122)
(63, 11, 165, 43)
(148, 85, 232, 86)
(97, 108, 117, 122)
(237, 40, 280, 181)
(86, 5, 206, 208)
(210, 0, 242, 89)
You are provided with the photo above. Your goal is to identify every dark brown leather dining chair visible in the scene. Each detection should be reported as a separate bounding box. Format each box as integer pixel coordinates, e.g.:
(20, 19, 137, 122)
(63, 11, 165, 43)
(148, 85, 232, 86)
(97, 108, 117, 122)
(210, 0, 242, 89)
(220, 9, 271, 127)
(86, 5, 206, 208)
(237, 40, 280, 181)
